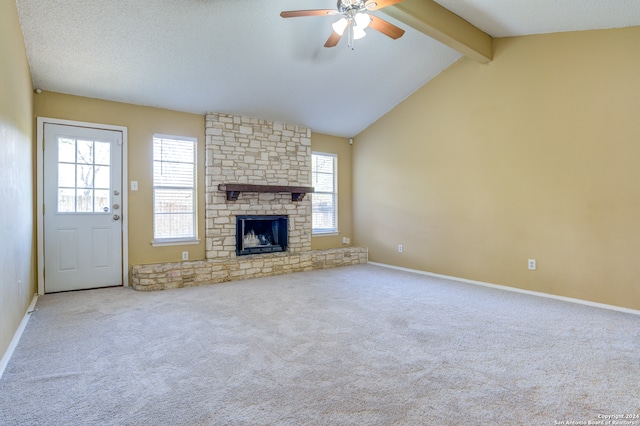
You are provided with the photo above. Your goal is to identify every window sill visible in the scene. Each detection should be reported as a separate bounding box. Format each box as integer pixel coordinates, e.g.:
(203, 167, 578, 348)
(151, 239, 201, 247)
(312, 231, 339, 237)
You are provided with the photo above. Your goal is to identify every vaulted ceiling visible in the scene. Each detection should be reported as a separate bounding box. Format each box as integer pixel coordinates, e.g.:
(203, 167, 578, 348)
(16, 0, 640, 137)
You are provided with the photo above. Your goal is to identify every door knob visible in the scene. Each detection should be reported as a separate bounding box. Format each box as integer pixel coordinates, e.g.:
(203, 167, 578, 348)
(113, 214, 121, 221)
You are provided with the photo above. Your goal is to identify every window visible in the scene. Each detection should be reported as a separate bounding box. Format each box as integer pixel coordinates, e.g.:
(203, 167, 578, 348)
(153, 135, 197, 242)
(57, 137, 111, 213)
(312, 152, 337, 234)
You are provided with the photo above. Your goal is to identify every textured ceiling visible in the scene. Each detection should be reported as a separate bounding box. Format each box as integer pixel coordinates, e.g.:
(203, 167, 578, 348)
(15, 0, 640, 137)
(434, 0, 640, 37)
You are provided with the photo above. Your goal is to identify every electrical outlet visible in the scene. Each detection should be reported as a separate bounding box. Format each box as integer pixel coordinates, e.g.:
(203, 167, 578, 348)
(18, 279, 22, 296)
(182, 251, 189, 261)
(398, 244, 403, 253)
(342, 237, 350, 244)
(528, 259, 536, 270)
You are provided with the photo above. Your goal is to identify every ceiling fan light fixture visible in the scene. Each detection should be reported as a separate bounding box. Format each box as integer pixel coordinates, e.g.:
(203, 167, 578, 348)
(354, 12, 371, 29)
(353, 26, 367, 40)
(332, 17, 348, 35)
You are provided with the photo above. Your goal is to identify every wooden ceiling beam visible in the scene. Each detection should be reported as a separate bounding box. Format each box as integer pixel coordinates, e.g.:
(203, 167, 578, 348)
(381, 0, 494, 64)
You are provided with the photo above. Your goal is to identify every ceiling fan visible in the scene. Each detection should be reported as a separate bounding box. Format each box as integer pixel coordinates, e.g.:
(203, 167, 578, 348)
(280, 0, 406, 49)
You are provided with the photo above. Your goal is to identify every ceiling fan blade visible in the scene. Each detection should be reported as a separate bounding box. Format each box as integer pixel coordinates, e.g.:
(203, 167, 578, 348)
(324, 31, 342, 48)
(369, 15, 405, 39)
(280, 9, 337, 18)
(365, 0, 404, 11)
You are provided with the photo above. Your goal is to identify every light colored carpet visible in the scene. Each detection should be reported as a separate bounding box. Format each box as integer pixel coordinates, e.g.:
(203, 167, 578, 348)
(1, 264, 639, 425)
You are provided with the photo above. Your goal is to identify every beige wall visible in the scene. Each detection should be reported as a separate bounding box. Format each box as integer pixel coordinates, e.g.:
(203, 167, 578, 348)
(311, 133, 353, 250)
(354, 27, 640, 310)
(0, 1, 35, 358)
(34, 92, 206, 267)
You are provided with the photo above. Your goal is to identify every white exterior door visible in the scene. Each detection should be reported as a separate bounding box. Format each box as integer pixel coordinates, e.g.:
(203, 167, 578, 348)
(43, 123, 123, 292)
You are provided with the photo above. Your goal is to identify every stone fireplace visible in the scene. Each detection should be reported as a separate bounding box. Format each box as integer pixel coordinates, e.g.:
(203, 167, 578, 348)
(204, 112, 312, 260)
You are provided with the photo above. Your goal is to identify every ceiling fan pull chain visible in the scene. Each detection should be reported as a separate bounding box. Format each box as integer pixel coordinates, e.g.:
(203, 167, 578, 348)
(348, 22, 354, 48)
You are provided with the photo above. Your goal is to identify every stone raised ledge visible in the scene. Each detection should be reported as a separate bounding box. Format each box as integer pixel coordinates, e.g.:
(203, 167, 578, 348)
(131, 247, 368, 291)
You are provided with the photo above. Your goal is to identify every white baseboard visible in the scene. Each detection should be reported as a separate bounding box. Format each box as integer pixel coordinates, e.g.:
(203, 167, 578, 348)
(0, 294, 38, 379)
(368, 262, 640, 316)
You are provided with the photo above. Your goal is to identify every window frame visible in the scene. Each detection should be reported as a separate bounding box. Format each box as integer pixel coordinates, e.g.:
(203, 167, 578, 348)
(152, 134, 198, 245)
(311, 151, 338, 235)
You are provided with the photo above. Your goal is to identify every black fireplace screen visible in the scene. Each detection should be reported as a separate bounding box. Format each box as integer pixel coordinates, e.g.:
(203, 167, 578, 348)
(236, 215, 288, 256)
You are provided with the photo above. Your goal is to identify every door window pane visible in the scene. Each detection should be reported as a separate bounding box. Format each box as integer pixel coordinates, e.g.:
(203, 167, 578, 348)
(77, 140, 93, 164)
(56, 137, 112, 213)
(94, 142, 110, 165)
(58, 138, 76, 162)
(77, 165, 94, 188)
(58, 188, 75, 212)
(94, 190, 110, 212)
(58, 163, 75, 187)
(94, 166, 110, 189)
(77, 189, 93, 212)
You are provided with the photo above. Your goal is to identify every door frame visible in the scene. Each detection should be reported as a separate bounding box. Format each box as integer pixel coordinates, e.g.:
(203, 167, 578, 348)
(36, 117, 129, 295)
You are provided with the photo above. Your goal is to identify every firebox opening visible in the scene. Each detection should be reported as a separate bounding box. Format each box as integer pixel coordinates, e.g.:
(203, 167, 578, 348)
(236, 215, 288, 256)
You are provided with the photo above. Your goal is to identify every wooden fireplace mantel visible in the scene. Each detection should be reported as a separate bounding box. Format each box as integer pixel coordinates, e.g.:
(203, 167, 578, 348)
(218, 183, 314, 201)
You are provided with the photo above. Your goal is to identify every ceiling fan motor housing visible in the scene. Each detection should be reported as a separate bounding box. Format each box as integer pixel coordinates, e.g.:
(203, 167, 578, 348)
(337, 0, 368, 13)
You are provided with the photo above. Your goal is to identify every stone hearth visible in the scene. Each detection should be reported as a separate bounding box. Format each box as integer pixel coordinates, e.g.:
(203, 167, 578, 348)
(131, 247, 368, 291)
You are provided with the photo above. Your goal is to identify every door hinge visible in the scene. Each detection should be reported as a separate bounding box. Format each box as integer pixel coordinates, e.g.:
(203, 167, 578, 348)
(42, 204, 45, 215)
(117, 137, 122, 145)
